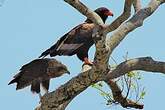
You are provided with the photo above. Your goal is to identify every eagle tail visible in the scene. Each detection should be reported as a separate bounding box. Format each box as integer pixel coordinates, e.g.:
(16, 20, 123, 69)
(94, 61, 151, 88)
(39, 49, 50, 58)
(8, 73, 22, 85)
(8, 75, 25, 90)
(8, 78, 18, 85)
(39, 45, 58, 58)
(9, 72, 34, 90)
(39, 33, 69, 58)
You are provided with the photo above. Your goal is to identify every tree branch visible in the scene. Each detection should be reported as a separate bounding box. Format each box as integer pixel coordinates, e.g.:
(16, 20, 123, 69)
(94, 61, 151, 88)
(104, 0, 133, 33)
(93, 0, 134, 67)
(133, 0, 142, 12)
(106, 57, 165, 80)
(64, 0, 103, 25)
(107, 80, 144, 109)
(36, 64, 110, 110)
(106, 0, 165, 55)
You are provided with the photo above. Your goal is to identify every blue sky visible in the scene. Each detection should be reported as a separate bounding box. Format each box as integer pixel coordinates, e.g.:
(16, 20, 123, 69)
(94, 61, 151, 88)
(0, 0, 165, 110)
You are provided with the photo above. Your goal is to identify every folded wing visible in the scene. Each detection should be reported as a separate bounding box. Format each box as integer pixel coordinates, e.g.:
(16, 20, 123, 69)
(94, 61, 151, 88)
(39, 23, 95, 57)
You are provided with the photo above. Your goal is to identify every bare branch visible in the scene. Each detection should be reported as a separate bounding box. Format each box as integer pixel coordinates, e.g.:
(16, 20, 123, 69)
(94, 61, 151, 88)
(106, 0, 164, 55)
(64, 0, 103, 25)
(133, 0, 142, 12)
(104, 0, 133, 33)
(36, 64, 110, 110)
(107, 80, 143, 109)
(95, 0, 134, 68)
(106, 57, 165, 80)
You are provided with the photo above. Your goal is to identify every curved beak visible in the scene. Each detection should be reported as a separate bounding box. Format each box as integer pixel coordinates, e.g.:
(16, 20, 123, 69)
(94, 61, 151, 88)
(105, 11, 114, 17)
(66, 70, 70, 75)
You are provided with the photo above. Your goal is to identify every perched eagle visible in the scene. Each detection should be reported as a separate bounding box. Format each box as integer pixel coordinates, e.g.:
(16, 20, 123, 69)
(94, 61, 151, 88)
(8, 58, 70, 98)
(39, 7, 113, 65)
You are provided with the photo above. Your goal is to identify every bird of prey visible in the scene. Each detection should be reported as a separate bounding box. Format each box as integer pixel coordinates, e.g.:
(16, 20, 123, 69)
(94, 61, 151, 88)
(39, 7, 113, 65)
(8, 58, 70, 99)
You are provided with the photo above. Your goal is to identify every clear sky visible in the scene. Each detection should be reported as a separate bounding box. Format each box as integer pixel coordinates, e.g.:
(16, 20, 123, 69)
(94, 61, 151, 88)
(0, 0, 165, 110)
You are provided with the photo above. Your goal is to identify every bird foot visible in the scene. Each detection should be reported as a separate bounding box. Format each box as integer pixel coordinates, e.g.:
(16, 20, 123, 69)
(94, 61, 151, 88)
(84, 58, 93, 66)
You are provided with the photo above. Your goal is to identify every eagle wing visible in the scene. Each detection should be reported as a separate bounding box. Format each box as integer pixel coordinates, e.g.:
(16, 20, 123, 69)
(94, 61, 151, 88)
(8, 59, 49, 90)
(39, 23, 95, 57)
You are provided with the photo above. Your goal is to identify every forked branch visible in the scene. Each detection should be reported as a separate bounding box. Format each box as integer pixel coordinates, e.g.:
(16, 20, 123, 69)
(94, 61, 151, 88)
(106, 57, 165, 80)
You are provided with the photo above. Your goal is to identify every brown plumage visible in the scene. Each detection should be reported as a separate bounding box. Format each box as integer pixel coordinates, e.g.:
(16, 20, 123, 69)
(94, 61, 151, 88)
(8, 58, 70, 94)
(39, 7, 113, 65)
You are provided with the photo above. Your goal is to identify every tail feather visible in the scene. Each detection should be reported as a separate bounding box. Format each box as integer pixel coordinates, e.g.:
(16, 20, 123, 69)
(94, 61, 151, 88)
(39, 33, 68, 58)
(39, 49, 50, 58)
(9, 73, 33, 90)
(8, 78, 18, 85)
(39, 46, 59, 58)
(49, 51, 58, 57)
(8, 74, 21, 85)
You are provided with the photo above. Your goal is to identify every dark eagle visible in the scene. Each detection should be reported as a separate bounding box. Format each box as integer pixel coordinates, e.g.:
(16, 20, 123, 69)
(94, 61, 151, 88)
(8, 58, 70, 98)
(39, 7, 113, 65)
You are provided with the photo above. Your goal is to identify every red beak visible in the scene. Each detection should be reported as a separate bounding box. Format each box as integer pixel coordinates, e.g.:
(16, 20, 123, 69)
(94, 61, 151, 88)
(105, 11, 114, 17)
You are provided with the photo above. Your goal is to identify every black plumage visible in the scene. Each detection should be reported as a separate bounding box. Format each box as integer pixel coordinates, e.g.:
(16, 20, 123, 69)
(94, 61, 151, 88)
(8, 58, 70, 94)
(39, 7, 113, 65)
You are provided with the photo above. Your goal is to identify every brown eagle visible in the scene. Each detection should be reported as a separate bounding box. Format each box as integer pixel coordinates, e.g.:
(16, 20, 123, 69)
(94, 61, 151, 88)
(39, 7, 113, 65)
(8, 58, 70, 98)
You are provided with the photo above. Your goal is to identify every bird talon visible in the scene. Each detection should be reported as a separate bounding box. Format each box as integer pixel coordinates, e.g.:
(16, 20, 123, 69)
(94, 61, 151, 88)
(84, 57, 93, 66)
(84, 62, 93, 66)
